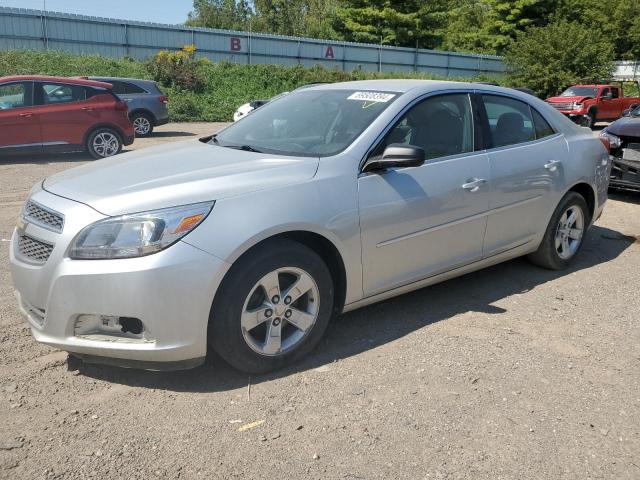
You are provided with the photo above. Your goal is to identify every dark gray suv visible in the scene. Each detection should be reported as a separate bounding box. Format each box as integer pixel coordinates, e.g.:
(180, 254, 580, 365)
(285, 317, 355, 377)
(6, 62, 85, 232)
(88, 77, 169, 137)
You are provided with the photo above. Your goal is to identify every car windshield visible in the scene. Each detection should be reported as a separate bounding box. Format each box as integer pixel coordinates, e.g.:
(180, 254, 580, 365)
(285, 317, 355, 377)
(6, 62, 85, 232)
(560, 87, 597, 98)
(215, 89, 399, 157)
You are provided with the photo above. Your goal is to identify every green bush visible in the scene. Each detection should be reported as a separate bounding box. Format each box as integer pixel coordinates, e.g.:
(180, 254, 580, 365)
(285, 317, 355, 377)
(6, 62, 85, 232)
(0, 49, 499, 122)
(505, 21, 615, 98)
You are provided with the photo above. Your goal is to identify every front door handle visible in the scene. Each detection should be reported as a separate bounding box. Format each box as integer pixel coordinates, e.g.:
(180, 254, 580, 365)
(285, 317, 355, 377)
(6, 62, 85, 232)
(81, 107, 94, 112)
(18, 112, 33, 118)
(462, 178, 487, 192)
(544, 160, 562, 172)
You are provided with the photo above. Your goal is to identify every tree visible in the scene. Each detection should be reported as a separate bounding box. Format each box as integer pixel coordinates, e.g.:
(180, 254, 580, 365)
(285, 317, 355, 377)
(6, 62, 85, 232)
(441, 0, 495, 54)
(481, 0, 557, 54)
(505, 20, 615, 97)
(333, 0, 449, 49)
(186, 0, 252, 31)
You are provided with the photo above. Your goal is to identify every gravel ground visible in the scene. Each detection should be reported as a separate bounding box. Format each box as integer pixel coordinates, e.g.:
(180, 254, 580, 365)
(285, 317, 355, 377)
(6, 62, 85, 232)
(1, 122, 639, 479)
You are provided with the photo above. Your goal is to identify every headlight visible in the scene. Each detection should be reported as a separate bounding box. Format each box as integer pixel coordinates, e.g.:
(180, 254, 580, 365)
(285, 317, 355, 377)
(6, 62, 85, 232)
(69, 201, 214, 259)
(600, 129, 622, 149)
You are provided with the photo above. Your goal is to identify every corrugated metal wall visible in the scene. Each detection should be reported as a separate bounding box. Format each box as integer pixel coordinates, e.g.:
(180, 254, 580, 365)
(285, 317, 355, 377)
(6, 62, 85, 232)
(0, 7, 506, 77)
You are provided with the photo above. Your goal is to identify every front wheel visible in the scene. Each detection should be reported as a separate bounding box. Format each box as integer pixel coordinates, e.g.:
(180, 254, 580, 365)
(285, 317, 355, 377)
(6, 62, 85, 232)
(86, 128, 122, 159)
(528, 192, 590, 270)
(209, 240, 334, 374)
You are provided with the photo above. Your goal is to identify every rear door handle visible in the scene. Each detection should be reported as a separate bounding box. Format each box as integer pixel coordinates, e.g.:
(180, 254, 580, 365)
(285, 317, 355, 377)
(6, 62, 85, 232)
(462, 178, 487, 192)
(81, 107, 94, 111)
(18, 112, 33, 118)
(544, 160, 562, 172)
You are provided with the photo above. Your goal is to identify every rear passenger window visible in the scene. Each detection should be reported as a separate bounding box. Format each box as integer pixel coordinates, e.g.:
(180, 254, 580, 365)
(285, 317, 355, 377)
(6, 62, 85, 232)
(482, 95, 535, 148)
(377, 93, 475, 161)
(122, 82, 146, 94)
(531, 108, 555, 139)
(40, 83, 86, 104)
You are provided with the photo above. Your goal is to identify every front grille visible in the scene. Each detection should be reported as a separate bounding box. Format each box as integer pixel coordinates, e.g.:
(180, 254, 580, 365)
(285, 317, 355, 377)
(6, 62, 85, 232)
(23, 200, 64, 233)
(18, 235, 54, 264)
(548, 102, 573, 110)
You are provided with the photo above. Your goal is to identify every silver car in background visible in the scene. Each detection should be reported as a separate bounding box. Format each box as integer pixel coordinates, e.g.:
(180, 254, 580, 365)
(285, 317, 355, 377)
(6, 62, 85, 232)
(88, 77, 169, 137)
(10, 80, 610, 374)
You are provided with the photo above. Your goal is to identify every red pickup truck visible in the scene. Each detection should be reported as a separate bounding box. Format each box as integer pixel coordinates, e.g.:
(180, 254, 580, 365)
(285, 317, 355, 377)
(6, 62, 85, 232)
(546, 84, 640, 129)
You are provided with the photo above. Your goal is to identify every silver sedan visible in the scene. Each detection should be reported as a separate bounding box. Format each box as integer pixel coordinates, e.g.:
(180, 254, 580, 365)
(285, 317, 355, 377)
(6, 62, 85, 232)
(10, 80, 611, 373)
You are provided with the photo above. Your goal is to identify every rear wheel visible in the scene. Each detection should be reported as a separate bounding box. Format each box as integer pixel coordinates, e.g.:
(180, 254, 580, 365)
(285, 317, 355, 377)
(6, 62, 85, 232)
(528, 192, 590, 270)
(131, 112, 154, 137)
(209, 240, 334, 374)
(86, 128, 122, 159)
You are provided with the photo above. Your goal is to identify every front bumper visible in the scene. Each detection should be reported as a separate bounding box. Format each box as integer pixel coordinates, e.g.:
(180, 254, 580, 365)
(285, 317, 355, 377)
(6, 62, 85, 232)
(10, 189, 230, 369)
(610, 156, 640, 191)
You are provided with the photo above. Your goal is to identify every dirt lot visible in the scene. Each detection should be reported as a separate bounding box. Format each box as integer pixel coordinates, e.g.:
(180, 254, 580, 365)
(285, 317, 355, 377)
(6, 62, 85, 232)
(1, 122, 639, 480)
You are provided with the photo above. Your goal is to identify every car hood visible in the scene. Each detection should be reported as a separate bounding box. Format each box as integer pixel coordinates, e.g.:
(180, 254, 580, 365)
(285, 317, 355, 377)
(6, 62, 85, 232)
(606, 116, 640, 138)
(546, 96, 592, 104)
(43, 140, 319, 216)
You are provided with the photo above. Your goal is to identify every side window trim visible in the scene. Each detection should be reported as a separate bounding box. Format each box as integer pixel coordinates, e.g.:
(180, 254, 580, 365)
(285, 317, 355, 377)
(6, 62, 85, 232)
(360, 90, 478, 171)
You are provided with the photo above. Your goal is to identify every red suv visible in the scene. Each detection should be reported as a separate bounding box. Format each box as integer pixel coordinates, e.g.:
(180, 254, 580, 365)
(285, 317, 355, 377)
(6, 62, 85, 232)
(0, 75, 134, 159)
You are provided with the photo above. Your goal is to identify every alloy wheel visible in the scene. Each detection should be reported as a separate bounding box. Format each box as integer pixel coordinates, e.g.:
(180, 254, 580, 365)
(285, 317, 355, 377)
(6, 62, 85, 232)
(555, 205, 584, 260)
(241, 267, 320, 356)
(133, 116, 151, 136)
(92, 132, 119, 157)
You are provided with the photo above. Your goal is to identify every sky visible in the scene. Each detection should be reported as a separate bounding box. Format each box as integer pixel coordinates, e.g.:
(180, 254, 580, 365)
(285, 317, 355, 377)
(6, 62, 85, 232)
(0, 0, 194, 25)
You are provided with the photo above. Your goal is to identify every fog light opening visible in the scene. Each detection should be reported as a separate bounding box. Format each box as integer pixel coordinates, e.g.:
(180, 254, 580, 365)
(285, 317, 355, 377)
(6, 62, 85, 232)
(119, 317, 143, 335)
(74, 314, 153, 343)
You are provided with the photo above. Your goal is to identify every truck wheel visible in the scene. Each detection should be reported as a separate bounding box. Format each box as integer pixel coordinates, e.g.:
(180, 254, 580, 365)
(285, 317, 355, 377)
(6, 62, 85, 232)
(585, 111, 596, 129)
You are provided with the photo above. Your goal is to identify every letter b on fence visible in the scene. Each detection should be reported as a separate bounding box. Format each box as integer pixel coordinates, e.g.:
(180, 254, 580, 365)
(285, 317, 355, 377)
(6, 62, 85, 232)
(230, 37, 242, 52)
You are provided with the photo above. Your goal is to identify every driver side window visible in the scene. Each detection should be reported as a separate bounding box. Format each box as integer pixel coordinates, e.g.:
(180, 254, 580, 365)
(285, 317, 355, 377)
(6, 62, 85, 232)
(373, 93, 474, 161)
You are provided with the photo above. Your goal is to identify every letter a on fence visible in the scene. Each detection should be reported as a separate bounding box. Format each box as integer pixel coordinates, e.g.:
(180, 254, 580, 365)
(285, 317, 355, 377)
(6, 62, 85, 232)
(325, 46, 334, 59)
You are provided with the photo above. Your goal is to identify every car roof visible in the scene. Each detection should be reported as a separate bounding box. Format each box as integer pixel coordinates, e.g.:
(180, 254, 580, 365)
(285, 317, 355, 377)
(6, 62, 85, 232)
(303, 79, 538, 99)
(88, 76, 156, 85)
(0, 75, 113, 89)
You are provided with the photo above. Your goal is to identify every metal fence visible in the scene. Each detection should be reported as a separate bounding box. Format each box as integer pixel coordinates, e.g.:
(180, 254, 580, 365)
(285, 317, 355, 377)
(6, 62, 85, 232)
(0, 6, 506, 78)
(614, 61, 640, 82)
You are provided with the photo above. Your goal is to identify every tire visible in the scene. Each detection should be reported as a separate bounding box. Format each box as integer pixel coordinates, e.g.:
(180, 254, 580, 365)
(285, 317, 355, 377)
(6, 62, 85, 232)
(86, 128, 122, 159)
(131, 112, 154, 137)
(209, 239, 334, 374)
(527, 192, 590, 270)
(585, 111, 596, 129)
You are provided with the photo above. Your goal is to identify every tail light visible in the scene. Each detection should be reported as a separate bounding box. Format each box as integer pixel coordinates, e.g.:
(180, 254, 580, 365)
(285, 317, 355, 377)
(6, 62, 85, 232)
(115, 100, 128, 111)
(158, 95, 168, 105)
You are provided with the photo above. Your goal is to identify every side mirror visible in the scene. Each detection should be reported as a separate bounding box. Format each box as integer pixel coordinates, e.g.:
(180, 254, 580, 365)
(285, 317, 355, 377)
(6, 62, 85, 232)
(622, 108, 632, 117)
(601, 93, 612, 100)
(363, 143, 425, 173)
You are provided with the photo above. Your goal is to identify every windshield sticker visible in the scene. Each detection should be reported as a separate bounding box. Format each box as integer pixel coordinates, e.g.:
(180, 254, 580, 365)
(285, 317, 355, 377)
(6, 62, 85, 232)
(348, 91, 396, 109)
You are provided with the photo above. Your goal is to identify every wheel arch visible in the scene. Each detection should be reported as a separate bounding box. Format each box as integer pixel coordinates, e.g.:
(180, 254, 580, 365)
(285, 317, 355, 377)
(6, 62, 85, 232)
(82, 123, 125, 148)
(217, 229, 348, 315)
(566, 181, 596, 222)
(129, 108, 156, 124)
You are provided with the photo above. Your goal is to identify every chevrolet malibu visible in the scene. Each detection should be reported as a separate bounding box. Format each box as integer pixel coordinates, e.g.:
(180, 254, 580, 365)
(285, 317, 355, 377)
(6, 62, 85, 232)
(10, 81, 611, 374)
